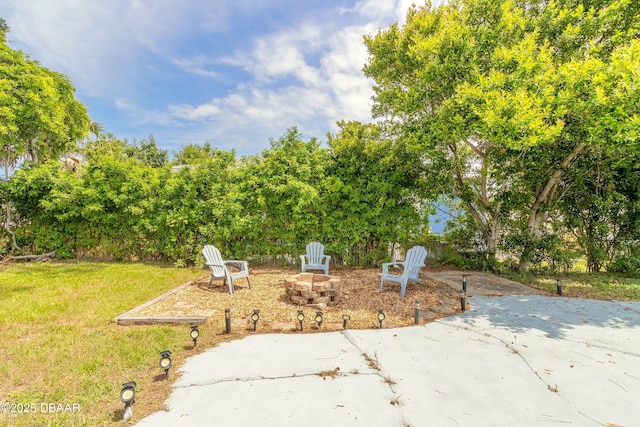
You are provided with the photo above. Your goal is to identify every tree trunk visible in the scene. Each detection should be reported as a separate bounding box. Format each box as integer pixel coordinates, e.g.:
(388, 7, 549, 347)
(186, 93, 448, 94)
(527, 143, 587, 236)
(3, 152, 20, 251)
(518, 143, 587, 271)
(26, 136, 39, 164)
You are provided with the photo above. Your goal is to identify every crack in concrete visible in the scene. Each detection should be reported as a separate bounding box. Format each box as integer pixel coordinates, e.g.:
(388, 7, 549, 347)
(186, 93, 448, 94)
(567, 339, 640, 358)
(174, 332, 384, 390)
(175, 369, 380, 389)
(341, 330, 409, 426)
(434, 319, 616, 427)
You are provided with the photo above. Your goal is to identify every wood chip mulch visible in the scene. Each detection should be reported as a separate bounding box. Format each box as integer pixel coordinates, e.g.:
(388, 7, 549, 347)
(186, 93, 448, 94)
(134, 265, 462, 333)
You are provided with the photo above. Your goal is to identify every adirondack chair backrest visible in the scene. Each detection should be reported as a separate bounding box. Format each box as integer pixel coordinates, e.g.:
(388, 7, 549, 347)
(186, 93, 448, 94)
(202, 245, 225, 278)
(305, 242, 326, 264)
(405, 246, 427, 279)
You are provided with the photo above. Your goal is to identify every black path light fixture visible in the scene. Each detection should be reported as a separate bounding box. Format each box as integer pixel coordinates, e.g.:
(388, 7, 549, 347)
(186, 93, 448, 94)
(159, 350, 172, 379)
(377, 309, 385, 329)
(297, 310, 305, 331)
(342, 313, 350, 330)
(251, 309, 260, 331)
(225, 308, 231, 334)
(315, 311, 323, 329)
(414, 300, 421, 325)
(190, 325, 200, 347)
(556, 279, 563, 296)
(119, 381, 136, 421)
(461, 275, 467, 311)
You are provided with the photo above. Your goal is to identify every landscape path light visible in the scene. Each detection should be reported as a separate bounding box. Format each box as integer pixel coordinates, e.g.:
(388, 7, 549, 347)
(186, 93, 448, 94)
(462, 275, 467, 293)
(225, 308, 231, 333)
(297, 310, 305, 331)
(342, 313, 350, 330)
(414, 301, 421, 325)
(377, 310, 385, 329)
(119, 381, 136, 421)
(159, 350, 172, 378)
(460, 290, 466, 311)
(556, 279, 563, 296)
(190, 325, 200, 347)
(315, 311, 323, 329)
(251, 309, 260, 331)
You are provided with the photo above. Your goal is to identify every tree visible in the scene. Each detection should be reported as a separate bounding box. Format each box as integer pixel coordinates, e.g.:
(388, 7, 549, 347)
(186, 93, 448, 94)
(233, 127, 328, 260)
(560, 148, 640, 272)
(172, 142, 234, 166)
(153, 149, 238, 264)
(363, 0, 640, 269)
(1, 23, 89, 251)
(0, 29, 89, 166)
(324, 121, 429, 265)
(124, 135, 168, 168)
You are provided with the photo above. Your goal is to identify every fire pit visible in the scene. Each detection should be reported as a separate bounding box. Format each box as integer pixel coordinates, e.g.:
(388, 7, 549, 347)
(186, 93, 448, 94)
(284, 273, 342, 306)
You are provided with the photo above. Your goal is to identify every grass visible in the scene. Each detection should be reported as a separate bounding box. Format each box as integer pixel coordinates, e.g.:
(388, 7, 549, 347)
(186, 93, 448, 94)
(0, 261, 211, 427)
(501, 271, 640, 301)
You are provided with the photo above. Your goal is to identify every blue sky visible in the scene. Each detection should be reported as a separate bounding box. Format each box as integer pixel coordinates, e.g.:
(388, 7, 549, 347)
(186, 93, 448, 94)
(2, 0, 431, 156)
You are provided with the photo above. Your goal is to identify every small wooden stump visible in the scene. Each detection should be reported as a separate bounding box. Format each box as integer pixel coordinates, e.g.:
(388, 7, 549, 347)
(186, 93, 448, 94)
(284, 273, 342, 306)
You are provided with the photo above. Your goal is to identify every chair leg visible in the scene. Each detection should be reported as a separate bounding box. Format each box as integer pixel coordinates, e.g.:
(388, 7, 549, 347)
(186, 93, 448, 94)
(228, 278, 234, 295)
(379, 279, 385, 293)
(400, 279, 408, 298)
(246, 277, 251, 289)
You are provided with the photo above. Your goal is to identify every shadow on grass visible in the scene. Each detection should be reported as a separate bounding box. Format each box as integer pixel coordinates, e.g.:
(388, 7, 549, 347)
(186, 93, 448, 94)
(153, 373, 170, 382)
(3, 285, 35, 294)
(111, 408, 125, 422)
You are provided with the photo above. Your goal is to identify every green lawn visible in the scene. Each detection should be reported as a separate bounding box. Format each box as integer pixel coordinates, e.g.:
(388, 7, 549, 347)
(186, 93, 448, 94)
(0, 261, 209, 427)
(501, 271, 640, 301)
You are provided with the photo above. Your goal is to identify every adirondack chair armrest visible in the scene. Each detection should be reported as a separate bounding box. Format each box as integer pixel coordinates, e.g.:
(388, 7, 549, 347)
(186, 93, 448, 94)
(224, 259, 248, 269)
(323, 255, 331, 263)
(382, 261, 405, 275)
(205, 262, 226, 269)
(383, 261, 404, 267)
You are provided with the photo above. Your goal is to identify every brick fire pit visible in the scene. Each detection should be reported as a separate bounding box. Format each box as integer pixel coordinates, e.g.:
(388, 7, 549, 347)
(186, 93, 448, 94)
(284, 272, 342, 306)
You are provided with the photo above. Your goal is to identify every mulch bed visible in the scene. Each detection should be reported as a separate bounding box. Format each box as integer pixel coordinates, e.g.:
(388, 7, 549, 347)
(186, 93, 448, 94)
(134, 265, 462, 332)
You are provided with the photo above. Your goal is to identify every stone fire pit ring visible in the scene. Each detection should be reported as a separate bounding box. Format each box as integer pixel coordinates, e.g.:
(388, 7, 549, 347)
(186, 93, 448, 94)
(284, 273, 342, 307)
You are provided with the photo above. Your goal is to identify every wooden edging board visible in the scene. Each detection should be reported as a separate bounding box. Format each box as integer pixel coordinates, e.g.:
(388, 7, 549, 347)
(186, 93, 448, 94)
(116, 280, 208, 326)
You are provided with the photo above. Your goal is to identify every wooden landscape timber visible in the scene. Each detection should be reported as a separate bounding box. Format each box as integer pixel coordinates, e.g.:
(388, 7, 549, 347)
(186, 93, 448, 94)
(116, 280, 208, 326)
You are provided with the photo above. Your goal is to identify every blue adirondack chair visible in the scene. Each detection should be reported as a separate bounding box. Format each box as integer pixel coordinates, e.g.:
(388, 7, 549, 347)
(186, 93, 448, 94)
(202, 245, 251, 294)
(300, 241, 331, 274)
(380, 246, 428, 297)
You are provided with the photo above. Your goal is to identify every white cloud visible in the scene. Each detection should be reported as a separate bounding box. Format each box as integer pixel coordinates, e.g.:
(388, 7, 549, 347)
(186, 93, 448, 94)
(253, 40, 308, 80)
(3, 0, 430, 154)
(175, 12, 376, 123)
(170, 57, 224, 80)
(3, 0, 229, 96)
(147, 2, 410, 152)
(169, 103, 222, 121)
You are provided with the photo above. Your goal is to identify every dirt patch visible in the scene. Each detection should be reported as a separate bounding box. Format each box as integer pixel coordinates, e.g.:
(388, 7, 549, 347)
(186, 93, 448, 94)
(425, 270, 550, 297)
(129, 265, 463, 331)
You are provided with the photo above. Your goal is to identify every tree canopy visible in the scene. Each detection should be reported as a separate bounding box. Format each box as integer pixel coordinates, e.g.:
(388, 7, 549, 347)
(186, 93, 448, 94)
(363, 0, 640, 269)
(1, 23, 89, 250)
(0, 24, 89, 169)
